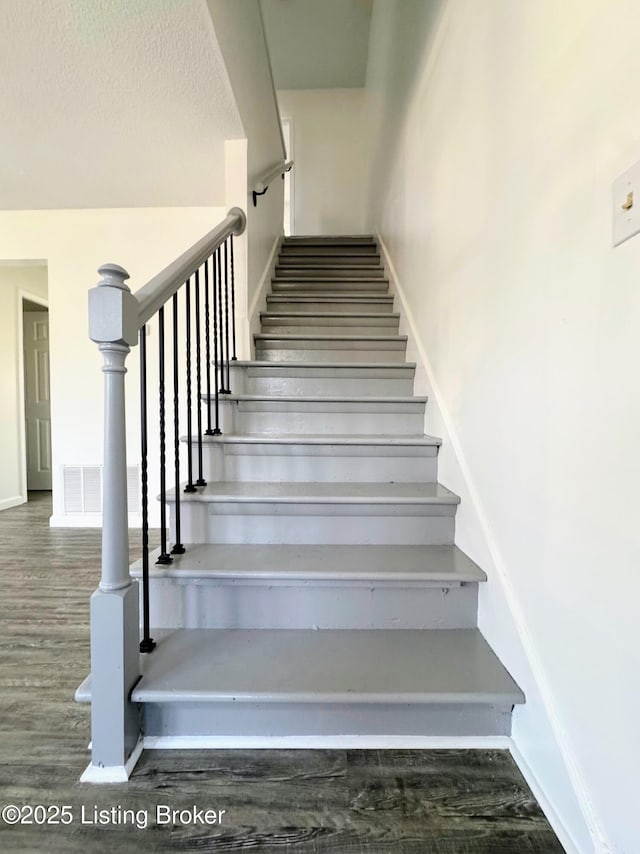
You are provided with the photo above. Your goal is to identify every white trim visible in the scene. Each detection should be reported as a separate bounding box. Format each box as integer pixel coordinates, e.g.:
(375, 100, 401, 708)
(0, 495, 26, 511)
(509, 743, 582, 854)
(281, 117, 294, 235)
(80, 737, 144, 784)
(144, 735, 511, 750)
(377, 232, 607, 853)
(49, 513, 142, 528)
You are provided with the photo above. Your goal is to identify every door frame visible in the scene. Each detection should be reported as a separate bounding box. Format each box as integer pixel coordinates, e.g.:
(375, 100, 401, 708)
(281, 116, 295, 235)
(17, 290, 49, 502)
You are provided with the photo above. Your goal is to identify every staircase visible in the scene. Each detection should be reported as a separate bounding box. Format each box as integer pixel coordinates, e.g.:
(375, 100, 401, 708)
(125, 235, 524, 743)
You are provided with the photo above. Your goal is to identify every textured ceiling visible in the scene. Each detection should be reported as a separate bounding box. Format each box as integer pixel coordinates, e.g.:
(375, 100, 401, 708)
(261, 0, 373, 90)
(0, 0, 244, 210)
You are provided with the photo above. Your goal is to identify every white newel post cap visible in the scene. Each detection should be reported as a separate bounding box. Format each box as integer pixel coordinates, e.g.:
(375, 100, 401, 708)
(89, 264, 139, 347)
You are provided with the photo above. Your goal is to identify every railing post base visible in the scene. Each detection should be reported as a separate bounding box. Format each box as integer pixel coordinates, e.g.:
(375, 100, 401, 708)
(85, 583, 141, 778)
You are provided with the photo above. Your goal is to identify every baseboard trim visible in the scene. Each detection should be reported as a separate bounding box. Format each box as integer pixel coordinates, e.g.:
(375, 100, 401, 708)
(144, 735, 511, 750)
(248, 232, 282, 357)
(49, 513, 142, 528)
(80, 737, 144, 784)
(509, 743, 583, 854)
(0, 495, 26, 512)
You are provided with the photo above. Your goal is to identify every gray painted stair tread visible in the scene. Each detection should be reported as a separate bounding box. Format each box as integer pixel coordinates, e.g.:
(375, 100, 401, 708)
(267, 294, 394, 300)
(217, 394, 427, 404)
(255, 334, 407, 342)
(196, 432, 441, 446)
(130, 544, 486, 583)
(261, 311, 401, 319)
(268, 292, 394, 305)
(234, 360, 415, 370)
(131, 629, 524, 705)
(168, 481, 461, 504)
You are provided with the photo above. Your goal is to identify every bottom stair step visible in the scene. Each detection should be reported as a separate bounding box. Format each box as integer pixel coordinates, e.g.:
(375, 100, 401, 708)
(129, 628, 524, 737)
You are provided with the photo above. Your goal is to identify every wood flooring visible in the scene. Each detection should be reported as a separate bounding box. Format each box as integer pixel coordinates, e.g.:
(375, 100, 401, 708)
(0, 493, 564, 853)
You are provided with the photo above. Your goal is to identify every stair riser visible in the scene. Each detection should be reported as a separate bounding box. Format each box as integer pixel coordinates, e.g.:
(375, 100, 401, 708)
(275, 268, 386, 279)
(261, 323, 400, 335)
(143, 702, 513, 738)
(280, 248, 379, 257)
(278, 255, 381, 266)
(267, 298, 394, 313)
(143, 579, 478, 630)
(284, 237, 376, 246)
(272, 280, 388, 292)
(242, 375, 415, 395)
(229, 363, 415, 396)
(170, 504, 455, 546)
(199, 444, 437, 483)
(262, 314, 398, 326)
(255, 347, 406, 363)
(214, 404, 425, 436)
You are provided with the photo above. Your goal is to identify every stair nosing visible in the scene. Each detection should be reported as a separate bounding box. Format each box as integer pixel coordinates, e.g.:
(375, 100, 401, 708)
(187, 432, 441, 446)
(210, 394, 426, 404)
(231, 360, 416, 369)
(165, 482, 461, 506)
(131, 544, 483, 584)
(254, 334, 408, 341)
(261, 311, 400, 319)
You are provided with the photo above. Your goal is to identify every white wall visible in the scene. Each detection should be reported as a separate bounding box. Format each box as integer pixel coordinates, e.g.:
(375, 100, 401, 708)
(0, 265, 48, 510)
(207, 0, 285, 306)
(366, 1, 640, 851)
(0, 207, 225, 528)
(277, 89, 372, 236)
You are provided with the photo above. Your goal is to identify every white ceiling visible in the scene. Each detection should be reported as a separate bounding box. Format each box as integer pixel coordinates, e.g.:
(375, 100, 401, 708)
(260, 0, 373, 90)
(0, 0, 244, 210)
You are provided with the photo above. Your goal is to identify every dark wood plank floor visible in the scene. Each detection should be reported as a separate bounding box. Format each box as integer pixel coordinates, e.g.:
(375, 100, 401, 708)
(0, 493, 564, 853)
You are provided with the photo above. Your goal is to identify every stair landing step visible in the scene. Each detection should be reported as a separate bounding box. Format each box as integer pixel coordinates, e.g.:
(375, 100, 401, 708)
(131, 629, 524, 705)
(131, 544, 485, 584)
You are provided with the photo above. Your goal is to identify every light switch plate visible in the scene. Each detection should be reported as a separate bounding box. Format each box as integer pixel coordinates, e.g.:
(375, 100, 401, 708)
(613, 160, 640, 246)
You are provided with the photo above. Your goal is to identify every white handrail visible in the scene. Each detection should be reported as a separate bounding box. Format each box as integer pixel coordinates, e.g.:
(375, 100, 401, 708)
(253, 159, 294, 195)
(135, 207, 247, 328)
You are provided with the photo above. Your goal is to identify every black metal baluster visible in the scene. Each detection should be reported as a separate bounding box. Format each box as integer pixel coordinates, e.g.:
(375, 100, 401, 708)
(223, 240, 231, 392)
(230, 234, 237, 361)
(212, 250, 221, 433)
(194, 269, 206, 487)
(171, 293, 185, 554)
(204, 257, 213, 436)
(139, 325, 155, 653)
(156, 308, 172, 565)
(184, 278, 197, 492)
(217, 248, 229, 394)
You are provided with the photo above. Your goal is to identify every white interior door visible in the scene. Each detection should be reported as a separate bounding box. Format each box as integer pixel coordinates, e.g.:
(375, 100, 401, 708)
(23, 310, 52, 490)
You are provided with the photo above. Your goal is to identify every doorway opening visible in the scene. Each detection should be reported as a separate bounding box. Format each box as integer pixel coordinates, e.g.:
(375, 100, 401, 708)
(282, 117, 294, 235)
(22, 296, 51, 495)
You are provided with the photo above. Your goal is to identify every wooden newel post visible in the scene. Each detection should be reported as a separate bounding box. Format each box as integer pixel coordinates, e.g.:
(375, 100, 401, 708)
(89, 264, 139, 590)
(83, 263, 143, 783)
